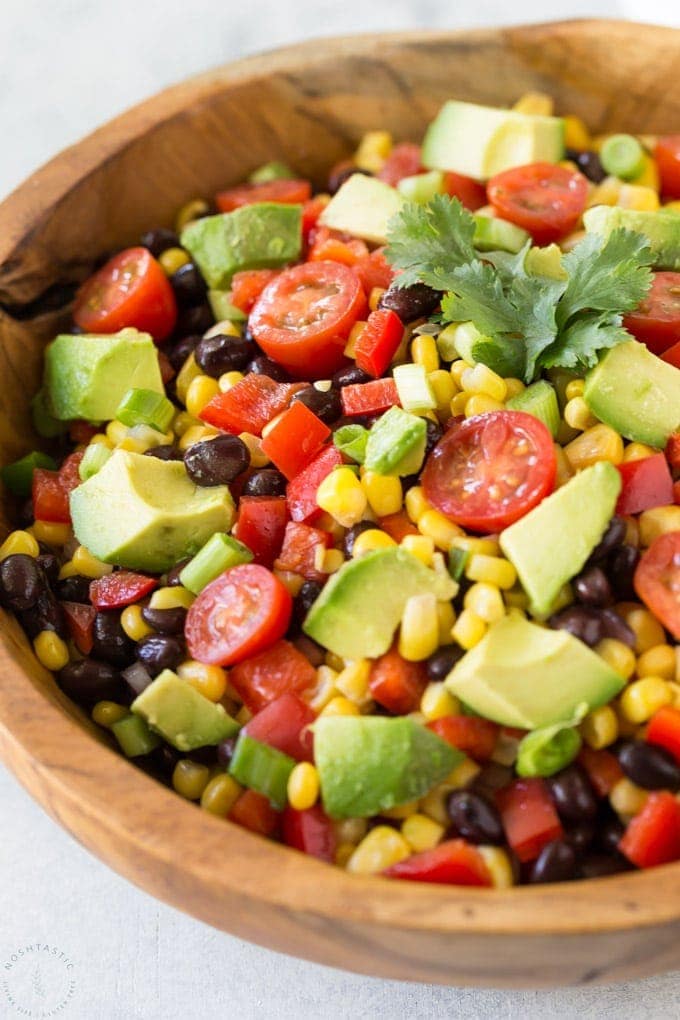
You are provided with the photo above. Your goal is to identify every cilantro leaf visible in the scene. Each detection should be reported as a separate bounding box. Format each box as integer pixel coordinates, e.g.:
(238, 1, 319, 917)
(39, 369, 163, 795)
(441, 261, 522, 336)
(384, 194, 476, 290)
(508, 274, 567, 380)
(540, 312, 631, 372)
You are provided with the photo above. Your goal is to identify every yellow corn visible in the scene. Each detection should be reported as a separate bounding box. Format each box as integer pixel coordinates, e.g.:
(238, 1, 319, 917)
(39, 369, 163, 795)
(325, 651, 345, 672)
(553, 443, 575, 489)
(399, 592, 439, 662)
(420, 682, 460, 721)
(618, 605, 666, 653)
(316, 467, 367, 528)
(173, 759, 211, 800)
(478, 846, 514, 888)
(418, 509, 463, 550)
(69, 546, 113, 579)
(30, 521, 72, 546)
(465, 394, 505, 417)
(334, 660, 372, 707)
(273, 570, 305, 597)
(177, 660, 228, 702)
(287, 762, 320, 811)
(450, 391, 470, 417)
(451, 536, 500, 558)
(401, 813, 444, 853)
(513, 91, 554, 116)
(619, 677, 673, 724)
(618, 184, 660, 211)
(175, 354, 202, 404)
(179, 425, 218, 451)
(639, 506, 680, 547)
(218, 370, 245, 393)
(452, 609, 487, 650)
(158, 246, 190, 275)
(623, 515, 640, 548)
(368, 289, 385, 313)
(563, 396, 598, 431)
(466, 554, 516, 590)
(200, 773, 242, 817)
(500, 380, 523, 403)
(564, 424, 624, 470)
(335, 818, 368, 845)
(460, 364, 508, 402)
(344, 320, 367, 358)
(637, 644, 676, 681)
(428, 370, 457, 416)
(335, 842, 357, 868)
(149, 585, 195, 610)
(411, 334, 439, 374)
(105, 419, 129, 446)
(346, 825, 411, 874)
(172, 410, 200, 437)
(610, 777, 648, 819)
(405, 485, 430, 524)
(464, 582, 505, 624)
(89, 432, 112, 448)
(580, 704, 619, 749)
(33, 631, 69, 671)
(320, 696, 360, 718)
(564, 379, 585, 401)
(316, 548, 344, 574)
(185, 375, 220, 418)
(175, 198, 210, 232)
(400, 534, 434, 566)
(354, 131, 392, 173)
(352, 529, 396, 558)
(380, 801, 418, 820)
(564, 115, 591, 150)
(0, 529, 40, 560)
(237, 432, 268, 468)
(437, 600, 456, 644)
(503, 587, 529, 611)
(120, 605, 154, 641)
(91, 701, 129, 729)
(361, 471, 402, 518)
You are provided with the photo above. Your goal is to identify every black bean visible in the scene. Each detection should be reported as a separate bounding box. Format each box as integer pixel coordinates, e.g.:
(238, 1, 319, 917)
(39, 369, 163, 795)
(17, 499, 34, 528)
(588, 515, 627, 563)
(565, 148, 607, 184)
(596, 816, 625, 855)
(328, 164, 371, 194)
(57, 658, 123, 707)
(36, 553, 60, 585)
(426, 644, 464, 681)
(55, 574, 92, 604)
(165, 334, 201, 372)
(151, 744, 181, 776)
(598, 607, 636, 648)
(144, 445, 183, 462)
(573, 566, 612, 607)
(92, 611, 136, 667)
(528, 840, 577, 883)
(424, 419, 443, 458)
(136, 634, 184, 677)
(379, 283, 440, 323)
(332, 364, 371, 389)
(195, 333, 256, 376)
(565, 823, 595, 856)
(0, 554, 47, 611)
(165, 559, 191, 587)
(291, 386, 342, 425)
(187, 745, 218, 766)
(547, 764, 598, 823)
(247, 355, 290, 381)
(217, 737, 238, 767)
(242, 468, 287, 498)
(140, 227, 180, 257)
(343, 521, 374, 557)
(607, 545, 640, 601)
(140, 606, 187, 635)
(292, 581, 323, 633)
(578, 854, 633, 879)
(19, 591, 66, 639)
(184, 434, 250, 486)
(617, 740, 680, 791)
(446, 790, 504, 844)
(548, 606, 604, 647)
(170, 262, 207, 306)
(175, 303, 214, 337)
(293, 635, 325, 667)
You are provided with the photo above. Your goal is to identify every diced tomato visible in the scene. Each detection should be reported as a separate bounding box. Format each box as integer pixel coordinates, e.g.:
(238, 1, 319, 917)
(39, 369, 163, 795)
(229, 639, 317, 713)
(62, 602, 96, 655)
(496, 778, 564, 863)
(674, 480, 680, 506)
(185, 564, 292, 667)
(377, 511, 418, 543)
(58, 450, 85, 494)
(230, 269, 279, 313)
(68, 421, 98, 445)
(273, 520, 332, 582)
(308, 227, 369, 267)
(378, 143, 422, 186)
(666, 434, 680, 471)
(354, 309, 404, 378)
(443, 171, 487, 211)
(655, 136, 680, 199)
(428, 715, 499, 762)
(200, 375, 304, 436)
(661, 340, 680, 370)
(617, 453, 674, 515)
(157, 349, 175, 386)
(282, 804, 336, 862)
(487, 163, 589, 245)
(260, 402, 331, 481)
(286, 446, 343, 523)
(232, 496, 289, 568)
(245, 692, 316, 761)
(619, 791, 680, 868)
(647, 705, 680, 764)
(302, 195, 330, 246)
(216, 178, 311, 212)
(89, 571, 158, 610)
(369, 645, 428, 715)
(623, 272, 680, 354)
(383, 839, 491, 886)
(634, 532, 680, 640)
(577, 746, 623, 797)
(353, 248, 395, 294)
(340, 378, 399, 417)
(32, 469, 71, 523)
(228, 789, 280, 836)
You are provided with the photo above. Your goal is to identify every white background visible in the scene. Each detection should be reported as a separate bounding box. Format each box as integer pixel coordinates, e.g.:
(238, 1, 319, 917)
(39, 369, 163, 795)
(2, 2, 680, 1018)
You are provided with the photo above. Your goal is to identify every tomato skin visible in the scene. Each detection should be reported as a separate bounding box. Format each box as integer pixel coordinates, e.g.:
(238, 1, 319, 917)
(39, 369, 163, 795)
(369, 645, 428, 715)
(655, 136, 680, 199)
(282, 804, 336, 862)
(496, 778, 563, 863)
(443, 171, 487, 211)
(245, 692, 316, 762)
(577, 746, 623, 797)
(233, 496, 288, 569)
(634, 532, 680, 640)
(68, 421, 98, 445)
(378, 143, 423, 186)
(230, 269, 279, 313)
(229, 639, 317, 713)
(229, 789, 280, 836)
(422, 411, 556, 533)
(428, 716, 499, 762)
(308, 227, 369, 267)
(273, 521, 332, 583)
(301, 196, 330, 246)
(377, 511, 418, 543)
(286, 446, 343, 523)
(619, 791, 680, 868)
(383, 839, 492, 886)
(32, 469, 71, 523)
(354, 309, 405, 379)
(617, 453, 674, 515)
(353, 248, 395, 294)
(215, 178, 311, 212)
(89, 572, 158, 610)
(647, 706, 680, 764)
(260, 402, 331, 481)
(184, 564, 292, 667)
(623, 272, 680, 354)
(340, 378, 399, 417)
(200, 375, 304, 436)
(62, 601, 96, 655)
(74, 247, 177, 341)
(487, 163, 589, 245)
(661, 340, 680, 369)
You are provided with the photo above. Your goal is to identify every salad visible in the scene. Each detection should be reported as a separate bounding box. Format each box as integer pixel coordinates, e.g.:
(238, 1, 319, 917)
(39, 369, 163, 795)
(2, 92, 680, 889)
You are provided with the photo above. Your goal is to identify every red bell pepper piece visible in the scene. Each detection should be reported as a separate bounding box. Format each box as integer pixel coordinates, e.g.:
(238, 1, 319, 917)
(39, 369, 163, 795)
(89, 571, 158, 610)
(496, 778, 564, 863)
(245, 692, 316, 761)
(62, 601, 96, 655)
(647, 705, 680, 763)
(32, 469, 71, 523)
(378, 511, 419, 543)
(199, 375, 304, 436)
(302, 195, 330, 246)
(383, 839, 491, 886)
(666, 433, 680, 470)
(232, 495, 288, 569)
(340, 378, 400, 417)
(216, 178, 311, 213)
(619, 791, 680, 868)
(273, 520, 332, 582)
(353, 247, 396, 294)
(443, 171, 488, 211)
(577, 746, 623, 797)
(228, 789, 280, 836)
(286, 445, 343, 523)
(369, 644, 428, 715)
(260, 402, 331, 481)
(427, 715, 499, 763)
(354, 309, 404, 378)
(617, 453, 674, 514)
(230, 269, 279, 313)
(377, 143, 423, 186)
(229, 639, 317, 713)
(308, 227, 369, 267)
(282, 804, 337, 862)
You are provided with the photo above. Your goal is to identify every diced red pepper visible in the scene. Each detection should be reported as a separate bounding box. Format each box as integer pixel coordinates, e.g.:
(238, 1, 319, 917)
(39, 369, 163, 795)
(377, 143, 423, 186)
(273, 520, 332, 582)
(369, 644, 428, 715)
(286, 446, 343, 523)
(89, 571, 158, 610)
(62, 602, 96, 655)
(340, 378, 400, 417)
(216, 178, 311, 213)
(647, 705, 680, 763)
(383, 839, 492, 886)
(619, 791, 680, 868)
(354, 309, 404, 379)
(443, 171, 488, 211)
(666, 433, 680, 471)
(353, 248, 396, 294)
(32, 469, 71, 523)
(496, 778, 564, 863)
(378, 511, 419, 543)
(230, 269, 279, 313)
(617, 453, 674, 515)
(228, 789, 280, 836)
(199, 375, 304, 436)
(282, 804, 337, 862)
(428, 715, 499, 763)
(232, 495, 288, 569)
(245, 692, 316, 761)
(302, 195, 330, 246)
(308, 227, 369, 267)
(260, 402, 331, 481)
(577, 746, 623, 797)
(229, 639, 317, 713)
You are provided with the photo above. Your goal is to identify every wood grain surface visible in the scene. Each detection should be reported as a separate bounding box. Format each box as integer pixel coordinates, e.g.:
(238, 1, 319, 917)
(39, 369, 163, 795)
(1, 20, 680, 988)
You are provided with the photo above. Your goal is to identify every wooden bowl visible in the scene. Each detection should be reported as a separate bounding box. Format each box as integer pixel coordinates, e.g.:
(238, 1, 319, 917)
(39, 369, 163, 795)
(2, 19, 680, 989)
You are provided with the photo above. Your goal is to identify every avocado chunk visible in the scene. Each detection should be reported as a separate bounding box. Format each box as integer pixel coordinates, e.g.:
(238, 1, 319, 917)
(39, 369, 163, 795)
(445, 615, 625, 729)
(303, 547, 457, 659)
(364, 406, 427, 476)
(318, 173, 403, 244)
(584, 206, 680, 270)
(132, 669, 240, 751)
(70, 449, 234, 572)
(583, 340, 680, 448)
(422, 100, 564, 181)
(499, 461, 621, 617)
(181, 202, 302, 288)
(314, 716, 462, 819)
(473, 215, 530, 253)
(43, 328, 163, 422)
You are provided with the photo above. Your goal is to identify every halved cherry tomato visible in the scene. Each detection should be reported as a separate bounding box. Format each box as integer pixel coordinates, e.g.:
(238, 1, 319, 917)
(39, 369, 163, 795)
(228, 789, 280, 836)
(496, 778, 563, 863)
(245, 692, 316, 762)
(89, 571, 158, 610)
(249, 261, 367, 378)
(308, 227, 369, 267)
(260, 401, 330, 480)
(229, 638, 316, 712)
(443, 171, 487, 211)
(286, 445, 343, 523)
(487, 163, 589, 245)
(184, 564, 292, 666)
(427, 715, 499, 762)
(215, 178, 311, 212)
(62, 602, 96, 655)
(232, 496, 288, 569)
(619, 791, 680, 868)
(663, 340, 680, 369)
(422, 411, 556, 533)
(302, 196, 330, 246)
(369, 644, 428, 715)
(73, 247, 177, 341)
(378, 143, 423, 186)
(199, 375, 304, 436)
(617, 453, 674, 515)
(354, 309, 404, 378)
(655, 136, 680, 199)
(634, 532, 680, 640)
(623, 272, 680, 355)
(230, 269, 279, 313)
(383, 839, 491, 886)
(273, 521, 332, 583)
(647, 705, 680, 764)
(282, 804, 336, 862)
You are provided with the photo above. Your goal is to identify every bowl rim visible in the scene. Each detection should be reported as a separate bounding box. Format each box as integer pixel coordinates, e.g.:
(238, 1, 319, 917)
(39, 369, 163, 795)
(2, 18, 680, 943)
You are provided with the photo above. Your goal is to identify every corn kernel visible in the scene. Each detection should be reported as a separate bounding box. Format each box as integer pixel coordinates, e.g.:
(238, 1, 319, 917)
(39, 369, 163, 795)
(553, 443, 575, 489)
(639, 506, 680, 547)
(428, 370, 456, 415)
(335, 842, 357, 867)
(450, 391, 470, 417)
(399, 592, 439, 662)
(563, 397, 598, 431)
(466, 554, 516, 590)
(581, 704, 619, 749)
(175, 354, 202, 405)
(272, 570, 305, 597)
(622, 442, 657, 463)
(620, 677, 673, 724)
(437, 600, 456, 644)
(105, 419, 129, 446)
(450, 359, 471, 387)
(564, 424, 624, 470)
(179, 425, 219, 451)
(335, 660, 372, 707)
(173, 759, 210, 800)
(30, 521, 71, 547)
(637, 644, 676, 681)
(185, 375, 220, 418)
(346, 825, 411, 874)
(618, 606, 666, 653)
(0, 529, 40, 560)
(368, 289, 385, 313)
(405, 485, 430, 524)
(477, 845, 514, 888)
(218, 370, 245, 393)
(70, 546, 114, 579)
(500, 379, 523, 402)
(158, 246, 190, 275)
(400, 534, 434, 566)
(382, 801, 419, 820)
(452, 609, 487, 650)
(464, 582, 505, 623)
(287, 762, 320, 810)
(401, 813, 444, 853)
(461, 364, 508, 402)
(361, 471, 402, 518)
(344, 320, 366, 358)
(503, 587, 529, 611)
(175, 198, 210, 233)
(200, 773, 241, 816)
(92, 700, 129, 728)
(352, 529, 396, 558)
(451, 536, 500, 558)
(465, 394, 505, 417)
(177, 660, 228, 702)
(120, 604, 154, 642)
(237, 432, 268, 468)
(610, 777, 648, 819)
(235, 704, 252, 726)
(149, 585, 195, 610)
(412, 335, 440, 374)
(513, 91, 554, 116)
(354, 131, 392, 173)
(172, 411, 200, 437)
(622, 515, 640, 548)
(420, 682, 460, 721)
(564, 379, 585, 401)
(316, 467, 367, 528)
(618, 184, 660, 211)
(335, 818, 368, 846)
(89, 432, 113, 448)
(320, 695, 360, 718)
(563, 115, 591, 150)
(33, 630, 69, 671)
(325, 651, 345, 672)
(418, 509, 463, 550)
(317, 548, 345, 574)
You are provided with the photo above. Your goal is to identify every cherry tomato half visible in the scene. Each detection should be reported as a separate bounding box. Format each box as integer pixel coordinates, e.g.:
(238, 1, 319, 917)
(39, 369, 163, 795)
(377, 143, 423, 186)
(623, 272, 680, 355)
(215, 178, 312, 213)
(655, 136, 680, 199)
(634, 532, 680, 640)
(184, 564, 292, 666)
(422, 411, 557, 533)
(487, 163, 589, 245)
(249, 260, 367, 378)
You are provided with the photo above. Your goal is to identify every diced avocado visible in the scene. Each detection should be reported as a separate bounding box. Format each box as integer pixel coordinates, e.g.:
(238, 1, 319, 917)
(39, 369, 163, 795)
(303, 547, 457, 659)
(445, 320, 525, 379)
(181, 203, 302, 288)
(249, 161, 294, 183)
(70, 449, 234, 572)
(207, 290, 247, 322)
(499, 462, 621, 617)
(364, 406, 427, 476)
(43, 329, 163, 422)
(474, 215, 530, 253)
(445, 615, 625, 729)
(506, 380, 560, 438)
(397, 170, 444, 204)
(111, 713, 161, 758)
(314, 716, 462, 818)
(422, 100, 564, 181)
(132, 669, 240, 751)
(584, 206, 680, 270)
(584, 340, 680, 448)
(525, 244, 568, 280)
(318, 174, 403, 244)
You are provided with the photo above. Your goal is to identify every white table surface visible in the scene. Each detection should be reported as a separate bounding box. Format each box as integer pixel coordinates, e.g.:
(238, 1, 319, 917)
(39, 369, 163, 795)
(2, 3, 680, 1018)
